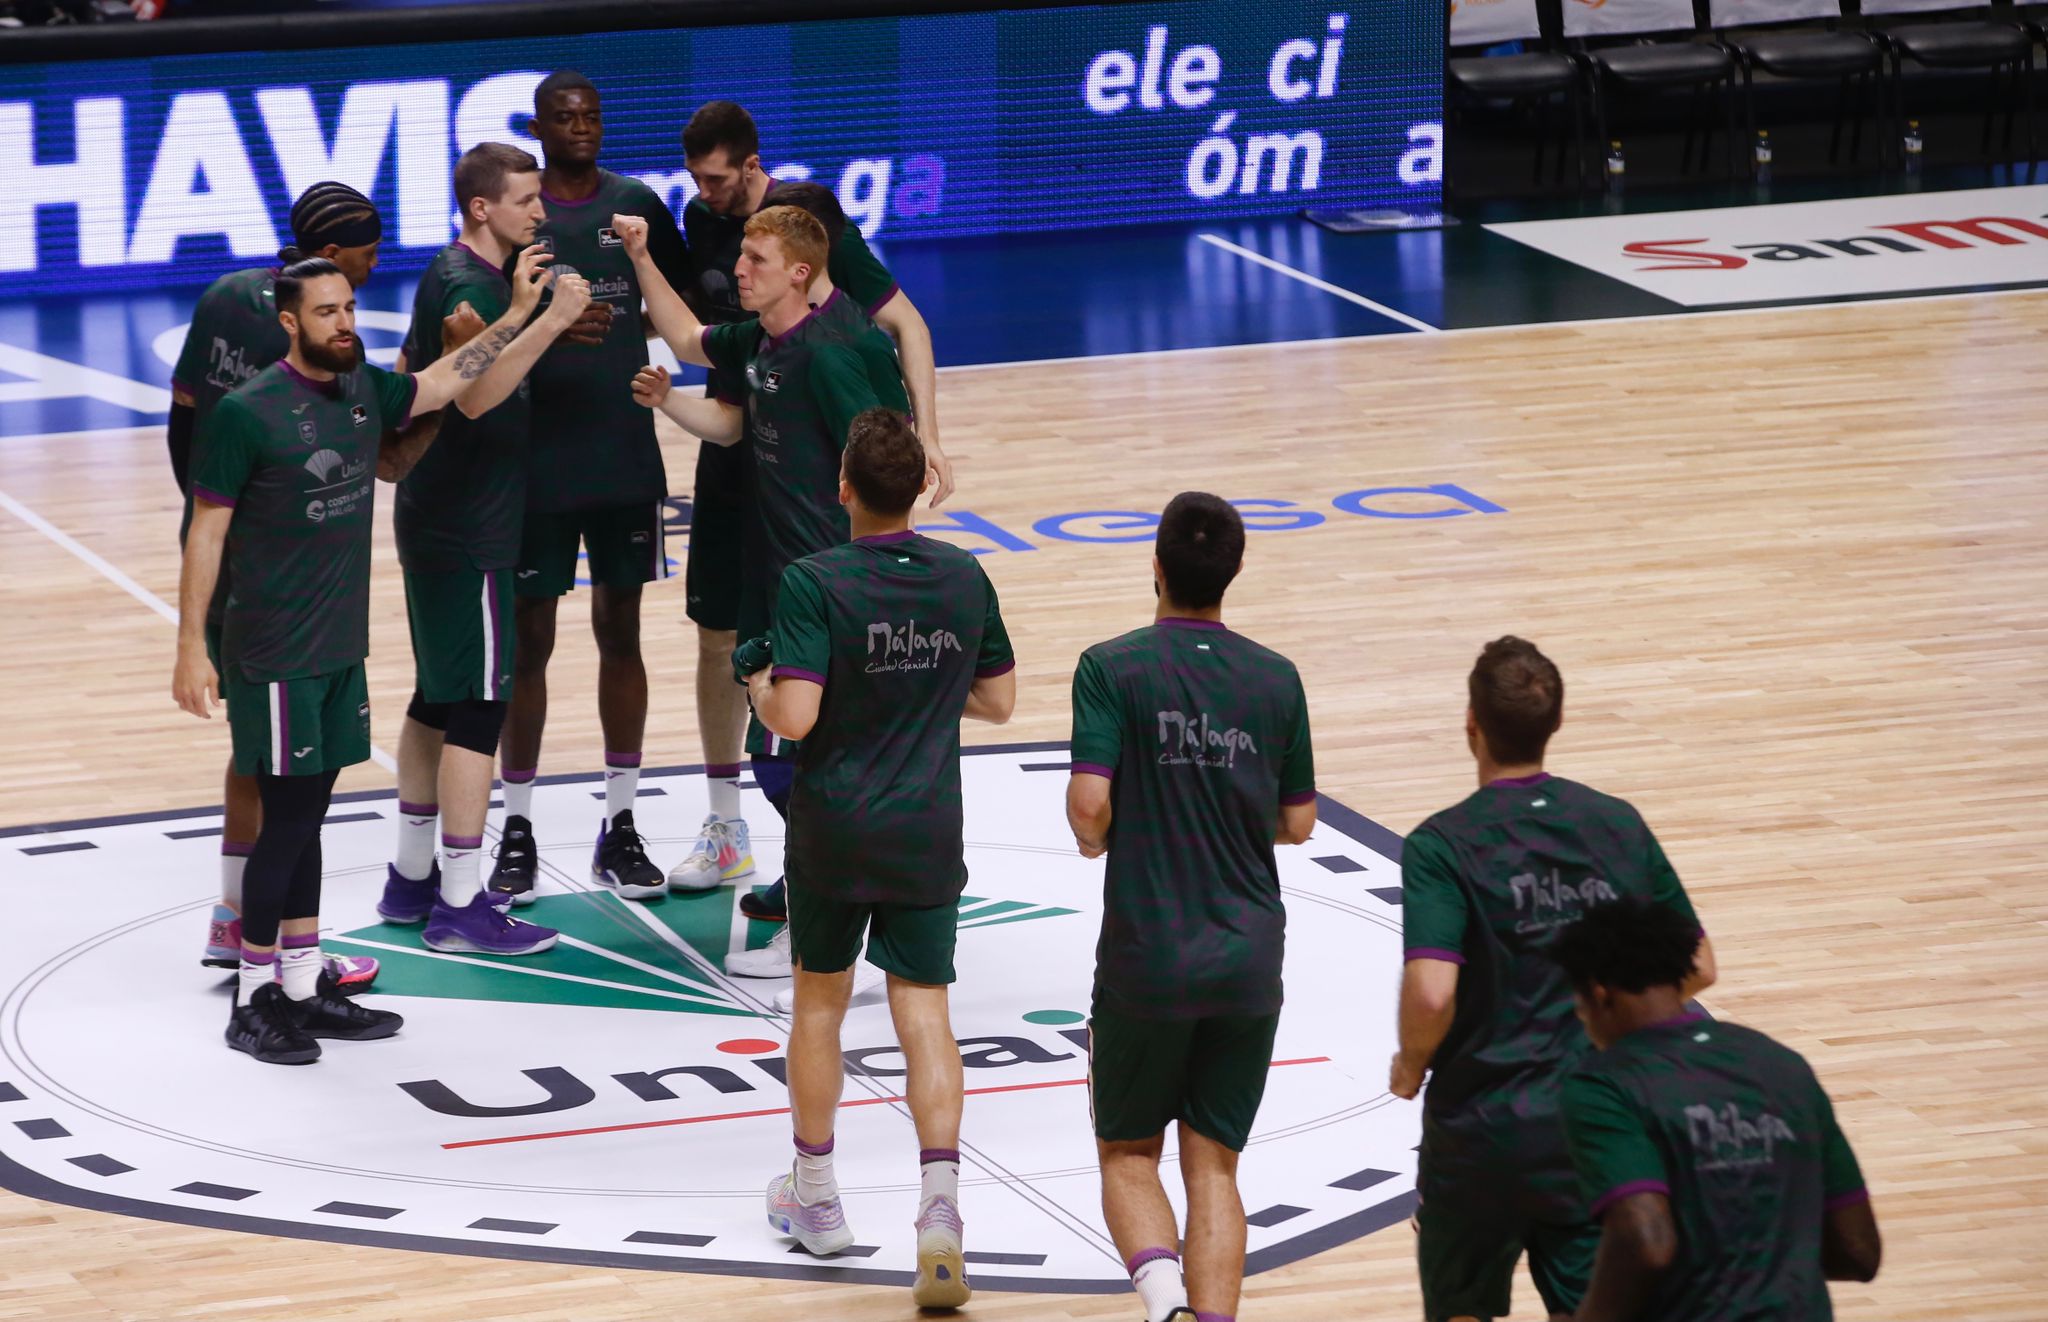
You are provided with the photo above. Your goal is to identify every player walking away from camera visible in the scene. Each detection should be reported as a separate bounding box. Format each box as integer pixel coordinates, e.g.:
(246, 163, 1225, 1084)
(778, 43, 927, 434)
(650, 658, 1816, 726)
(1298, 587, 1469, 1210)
(490, 70, 692, 907)
(739, 410, 1013, 1306)
(172, 253, 591, 1064)
(375, 143, 563, 957)
(670, 100, 952, 916)
(1065, 494, 1317, 1322)
(172, 181, 390, 993)
(1392, 637, 1719, 1322)
(623, 206, 910, 983)
(1552, 899, 1880, 1321)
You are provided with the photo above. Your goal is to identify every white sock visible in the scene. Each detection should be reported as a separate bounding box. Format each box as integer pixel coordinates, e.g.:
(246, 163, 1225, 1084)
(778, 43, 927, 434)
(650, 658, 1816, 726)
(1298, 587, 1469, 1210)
(279, 938, 321, 1001)
(707, 763, 742, 821)
(502, 770, 536, 823)
(794, 1136, 837, 1204)
(237, 952, 275, 1007)
(920, 1148, 961, 1205)
(1130, 1250, 1187, 1322)
(220, 847, 249, 909)
(395, 799, 438, 880)
(604, 753, 641, 822)
(440, 832, 484, 908)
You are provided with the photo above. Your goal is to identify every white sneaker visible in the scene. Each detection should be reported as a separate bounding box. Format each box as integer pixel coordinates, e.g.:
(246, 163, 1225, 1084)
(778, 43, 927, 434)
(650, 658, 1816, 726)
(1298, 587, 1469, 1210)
(774, 961, 885, 1014)
(726, 925, 793, 979)
(668, 815, 755, 891)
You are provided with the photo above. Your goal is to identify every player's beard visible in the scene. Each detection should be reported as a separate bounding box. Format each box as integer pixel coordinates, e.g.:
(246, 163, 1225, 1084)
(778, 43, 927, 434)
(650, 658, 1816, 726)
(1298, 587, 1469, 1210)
(298, 330, 361, 375)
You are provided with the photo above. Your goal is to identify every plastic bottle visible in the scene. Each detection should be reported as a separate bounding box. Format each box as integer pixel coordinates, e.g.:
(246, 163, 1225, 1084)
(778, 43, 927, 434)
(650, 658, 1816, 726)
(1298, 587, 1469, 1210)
(1903, 120, 1923, 177)
(1605, 140, 1626, 195)
(1753, 130, 1773, 186)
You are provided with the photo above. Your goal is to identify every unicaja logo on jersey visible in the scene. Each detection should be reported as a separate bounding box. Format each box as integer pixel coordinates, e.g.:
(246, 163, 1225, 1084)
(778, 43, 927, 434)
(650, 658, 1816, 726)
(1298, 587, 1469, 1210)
(1685, 1102, 1796, 1171)
(1508, 869, 1618, 933)
(1155, 710, 1256, 768)
(865, 619, 962, 673)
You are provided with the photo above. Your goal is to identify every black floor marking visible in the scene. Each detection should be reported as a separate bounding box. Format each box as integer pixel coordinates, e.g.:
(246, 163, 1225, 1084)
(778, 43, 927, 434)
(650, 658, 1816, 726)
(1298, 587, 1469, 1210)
(166, 826, 223, 840)
(1020, 762, 1071, 772)
(470, 1217, 555, 1235)
(318, 1201, 403, 1220)
(1314, 854, 1364, 874)
(67, 1154, 133, 1177)
(964, 1250, 1048, 1266)
(787, 1243, 881, 1259)
(322, 812, 382, 826)
(1367, 887, 1403, 905)
(1330, 1167, 1399, 1192)
(1245, 1204, 1310, 1228)
(587, 787, 667, 800)
(625, 1230, 715, 1247)
(21, 841, 94, 855)
(14, 1118, 68, 1139)
(177, 1181, 257, 1201)
(0, 1083, 24, 1103)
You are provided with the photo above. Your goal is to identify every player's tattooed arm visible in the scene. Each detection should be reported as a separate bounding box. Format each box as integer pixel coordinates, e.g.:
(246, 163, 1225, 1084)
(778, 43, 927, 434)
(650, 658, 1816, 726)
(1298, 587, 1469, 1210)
(172, 499, 230, 718)
(630, 365, 741, 444)
(611, 214, 714, 369)
(409, 248, 592, 419)
(450, 322, 522, 381)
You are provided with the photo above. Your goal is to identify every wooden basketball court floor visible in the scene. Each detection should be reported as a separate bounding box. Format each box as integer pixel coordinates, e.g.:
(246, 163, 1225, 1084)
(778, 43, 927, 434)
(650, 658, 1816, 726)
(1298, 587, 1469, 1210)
(2, 282, 2046, 1319)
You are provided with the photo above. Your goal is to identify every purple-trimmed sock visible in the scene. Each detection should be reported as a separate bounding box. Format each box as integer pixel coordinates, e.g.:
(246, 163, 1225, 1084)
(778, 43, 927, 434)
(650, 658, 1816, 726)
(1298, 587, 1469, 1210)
(793, 1133, 836, 1203)
(440, 831, 485, 907)
(395, 799, 438, 881)
(604, 751, 642, 822)
(920, 1147, 960, 1205)
(236, 947, 277, 1007)
(501, 767, 536, 822)
(1127, 1247, 1186, 1322)
(279, 931, 320, 1000)
(706, 762, 742, 820)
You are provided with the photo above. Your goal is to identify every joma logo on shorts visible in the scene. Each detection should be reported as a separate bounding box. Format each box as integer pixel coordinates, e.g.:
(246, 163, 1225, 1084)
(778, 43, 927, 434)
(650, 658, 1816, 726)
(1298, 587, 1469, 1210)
(1156, 710, 1256, 769)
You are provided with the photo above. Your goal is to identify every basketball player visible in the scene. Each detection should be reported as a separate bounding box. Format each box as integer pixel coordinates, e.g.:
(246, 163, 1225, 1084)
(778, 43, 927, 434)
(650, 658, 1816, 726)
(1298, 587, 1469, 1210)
(1552, 899, 1880, 1319)
(619, 205, 910, 979)
(733, 410, 1013, 1306)
(375, 143, 562, 957)
(669, 100, 952, 917)
(1392, 637, 1719, 1322)
(172, 254, 591, 1063)
(490, 70, 692, 906)
(1066, 494, 1318, 1322)
(172, 182, 393, 991)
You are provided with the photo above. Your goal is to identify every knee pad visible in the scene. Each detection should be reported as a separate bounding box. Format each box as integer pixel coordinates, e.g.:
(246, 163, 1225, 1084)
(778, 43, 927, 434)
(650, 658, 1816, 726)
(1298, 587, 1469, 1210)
(441, 698, 507, 757)
(406, 691, 450, 731)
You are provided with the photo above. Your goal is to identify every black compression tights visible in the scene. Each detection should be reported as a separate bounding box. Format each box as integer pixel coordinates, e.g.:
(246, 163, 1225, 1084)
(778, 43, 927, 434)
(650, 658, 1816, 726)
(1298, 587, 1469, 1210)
(241, 769, 339, 948)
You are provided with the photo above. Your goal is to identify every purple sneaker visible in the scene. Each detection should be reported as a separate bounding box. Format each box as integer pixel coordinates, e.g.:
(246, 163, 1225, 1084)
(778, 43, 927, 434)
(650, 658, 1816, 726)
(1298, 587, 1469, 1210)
(422, 892, 559, 956)
(376, 862, 440, 924)
(766, 1170, 855, 1256)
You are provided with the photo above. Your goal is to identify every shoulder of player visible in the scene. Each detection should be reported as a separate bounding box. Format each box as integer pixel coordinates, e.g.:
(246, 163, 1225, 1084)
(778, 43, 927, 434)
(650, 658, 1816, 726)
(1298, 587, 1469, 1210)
(195, 265, 273, 316)
(1080, 626, 1158, 667)
(605, 169, 666, 210)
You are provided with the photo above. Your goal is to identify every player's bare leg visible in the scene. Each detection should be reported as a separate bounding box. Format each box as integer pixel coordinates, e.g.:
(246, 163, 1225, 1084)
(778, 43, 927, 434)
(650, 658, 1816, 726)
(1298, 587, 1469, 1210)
(489, 596, 556, 904)
(1102, 1132, 1192, 1322)
(670, 624, 755, 891)
(767, 963, 857, 1255)
(1178, 1122, 1247, 1321)
(588, 583, 663, 898)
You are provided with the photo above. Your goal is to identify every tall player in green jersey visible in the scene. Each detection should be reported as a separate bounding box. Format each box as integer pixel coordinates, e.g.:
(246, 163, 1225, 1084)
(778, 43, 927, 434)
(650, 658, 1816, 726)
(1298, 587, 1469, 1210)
(1066, 494, 1318, 1322)
(491, 70, 693, 905)
(171, 182, 392, 991)
(739, 410, 1014, 1308)
(1391, 636, 1719, 1322)
(1552, 900, 1881, 1321)
(375, 143, 562, 959)
(172, 254, 591, 1064)
(668, 100, 952, 910)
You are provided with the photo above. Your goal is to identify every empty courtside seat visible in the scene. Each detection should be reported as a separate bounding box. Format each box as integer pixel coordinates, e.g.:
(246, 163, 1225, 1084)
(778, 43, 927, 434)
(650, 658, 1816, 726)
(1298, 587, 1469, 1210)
(1712, 0, 1887, 170)
(1449, 0, 1596, 188)
(1863, 0, 2034, 163)
(1570, 0, 1743, 180)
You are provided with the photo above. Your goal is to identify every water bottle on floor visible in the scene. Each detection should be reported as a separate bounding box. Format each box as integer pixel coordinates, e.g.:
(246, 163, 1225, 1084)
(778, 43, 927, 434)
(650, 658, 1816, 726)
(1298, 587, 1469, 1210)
(1605, 140, 1626, 197)
(1902, 120, 1923, 179)
(1752, 130, 1772, 188)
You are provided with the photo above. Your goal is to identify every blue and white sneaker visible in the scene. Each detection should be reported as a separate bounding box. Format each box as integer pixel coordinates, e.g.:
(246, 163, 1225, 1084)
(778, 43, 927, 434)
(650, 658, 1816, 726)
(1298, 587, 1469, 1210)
(668, 815, 756, 891)
(423, 892, 559, 956)
(766, 1169, 855, 1256)
(591, 811, 666, 900)
(376, 862, 441, 924)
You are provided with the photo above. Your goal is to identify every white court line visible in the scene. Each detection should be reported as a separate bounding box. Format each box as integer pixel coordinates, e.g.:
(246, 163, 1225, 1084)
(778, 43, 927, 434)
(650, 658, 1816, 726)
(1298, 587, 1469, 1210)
(0, 481, 399, 774)
(1194, 232, 1443, 334)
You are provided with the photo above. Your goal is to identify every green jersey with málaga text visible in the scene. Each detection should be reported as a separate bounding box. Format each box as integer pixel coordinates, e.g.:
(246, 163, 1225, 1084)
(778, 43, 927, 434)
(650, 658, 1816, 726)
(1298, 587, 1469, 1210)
(1069, 619, 1316, 1020)
(395, 241, 528, 573)
(526, 169, 689, 512)
(191, 360, 417, 683)
(1563, 1015, 1867, 1322)
(770, 531, 1014, 906)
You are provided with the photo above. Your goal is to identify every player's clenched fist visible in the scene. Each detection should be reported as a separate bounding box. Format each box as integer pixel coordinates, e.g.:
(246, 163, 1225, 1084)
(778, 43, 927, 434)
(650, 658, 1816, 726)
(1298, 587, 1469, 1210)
(544, 273, 593, 326)
(631, 364, 672, 409)
(609, 214, 650, 259)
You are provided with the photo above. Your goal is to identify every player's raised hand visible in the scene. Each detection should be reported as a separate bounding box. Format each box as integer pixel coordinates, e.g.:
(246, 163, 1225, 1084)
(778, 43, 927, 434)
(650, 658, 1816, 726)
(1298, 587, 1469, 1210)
(543, 273, 593, 329)
(631, 364, 672, 410)
(610, 214, 650, 260)
(441, 300, 487, 350)
(172, 645, 220, 719)
(508, 244, 556, 319)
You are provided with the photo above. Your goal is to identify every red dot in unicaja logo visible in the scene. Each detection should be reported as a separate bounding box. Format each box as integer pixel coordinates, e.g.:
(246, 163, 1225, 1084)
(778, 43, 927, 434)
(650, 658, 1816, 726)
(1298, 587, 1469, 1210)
(716, 1038, 781, 1055)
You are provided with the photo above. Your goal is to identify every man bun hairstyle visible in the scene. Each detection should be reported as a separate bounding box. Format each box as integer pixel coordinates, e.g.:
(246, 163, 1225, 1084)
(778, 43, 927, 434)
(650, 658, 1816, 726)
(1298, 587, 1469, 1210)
(275, 257, 347, 316)
(1468, 635, 1564, 766)
(1155, 492, 1245, 610)
(1550, 898, 1701, 996)
(843, 409, 925, 517)
(743, 206, 829, 291)
(682, 99, 759, 164)
(280, 181, 380, 262)
(534, 69, 598, 114)
(762, 180, 847, 253)
(455, 142, 542, 217)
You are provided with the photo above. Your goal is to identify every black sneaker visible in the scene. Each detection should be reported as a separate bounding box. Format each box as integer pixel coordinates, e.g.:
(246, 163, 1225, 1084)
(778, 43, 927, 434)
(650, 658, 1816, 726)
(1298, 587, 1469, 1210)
(738, 876, 788, 921)
(489, 815, 539, 906)
(226, 983, 321, 1065)
(286, 990, 404, 1041)
(591, 810, 666, 900)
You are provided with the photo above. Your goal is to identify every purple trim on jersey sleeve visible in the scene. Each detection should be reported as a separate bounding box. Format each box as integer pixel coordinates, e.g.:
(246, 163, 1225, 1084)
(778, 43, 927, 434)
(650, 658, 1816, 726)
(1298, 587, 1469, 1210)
(1824, 1187, 1871, 1212)
(1404, 947, 1466, 965)
(1156, 617, 1228, 631)
(191, 484, 237, 509)
(1487, 771, 1554, 788)
(864, 281, 901, 316)
(1651, 1010, 1708, 1030)
(1280, 788, 1317, 806)
(1591, 1179, 1671, 1219)
(855, 529, 918, 545)
(171, 377, 194, 397)
(975, 659, 1017, 679)
(772, 666, 827, 686)
(1070, 762, 1115, 780)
